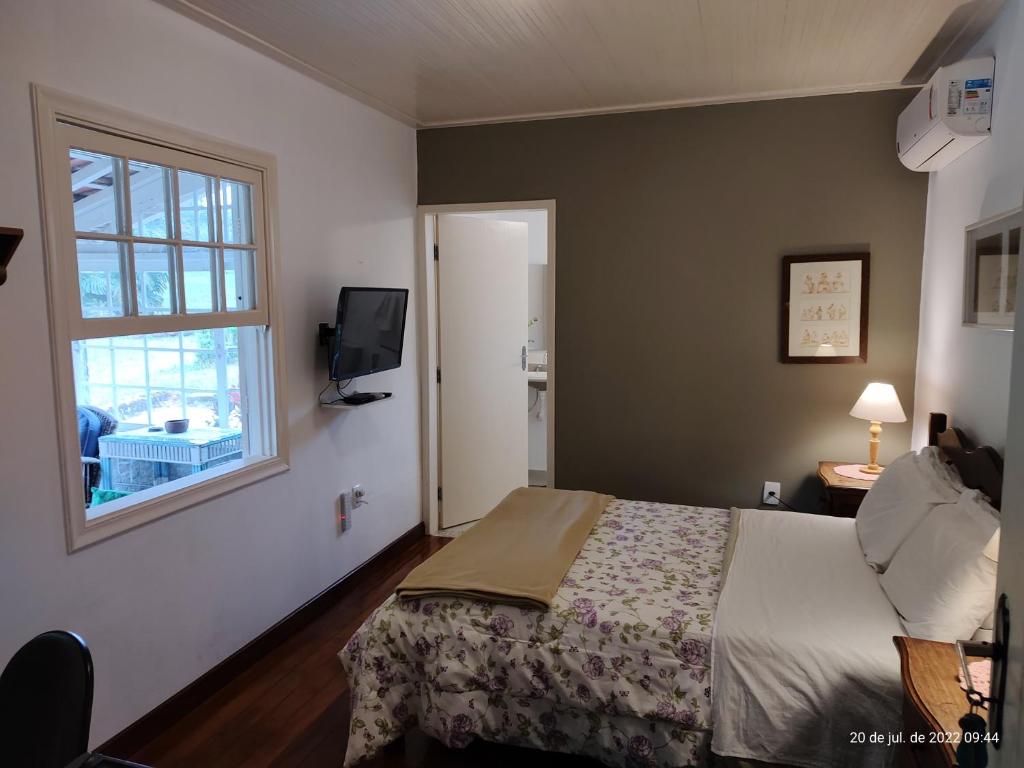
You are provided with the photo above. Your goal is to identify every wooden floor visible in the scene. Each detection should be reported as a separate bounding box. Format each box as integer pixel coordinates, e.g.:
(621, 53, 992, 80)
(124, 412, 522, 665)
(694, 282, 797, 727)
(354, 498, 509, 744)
(123, 533, 602, 768)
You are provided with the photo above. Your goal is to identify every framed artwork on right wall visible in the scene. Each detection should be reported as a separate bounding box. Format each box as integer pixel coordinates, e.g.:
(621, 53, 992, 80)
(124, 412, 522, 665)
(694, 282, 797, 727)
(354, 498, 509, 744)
(964, 206, 1022, 331)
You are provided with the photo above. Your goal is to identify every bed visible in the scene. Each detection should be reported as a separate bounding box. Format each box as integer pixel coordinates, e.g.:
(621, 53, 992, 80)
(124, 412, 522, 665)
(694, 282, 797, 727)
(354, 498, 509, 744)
(343, 498, 727, 766)
(340, 417, 1002, 767)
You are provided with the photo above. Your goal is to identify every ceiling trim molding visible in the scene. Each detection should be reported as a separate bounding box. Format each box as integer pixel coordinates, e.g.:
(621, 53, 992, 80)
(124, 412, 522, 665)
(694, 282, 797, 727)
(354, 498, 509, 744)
(152, 0, 418, 127)
(418, 81, 917, 130)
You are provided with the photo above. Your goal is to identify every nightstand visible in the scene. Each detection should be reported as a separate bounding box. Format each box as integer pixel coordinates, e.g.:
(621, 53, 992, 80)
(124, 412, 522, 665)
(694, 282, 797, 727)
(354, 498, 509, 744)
(817, 460, 875, 517)
(894, 636, 987, 768)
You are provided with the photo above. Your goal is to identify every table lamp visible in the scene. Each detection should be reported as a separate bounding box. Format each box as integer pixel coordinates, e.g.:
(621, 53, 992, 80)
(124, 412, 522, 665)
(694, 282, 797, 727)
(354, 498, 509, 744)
(849, 382, 906, 474)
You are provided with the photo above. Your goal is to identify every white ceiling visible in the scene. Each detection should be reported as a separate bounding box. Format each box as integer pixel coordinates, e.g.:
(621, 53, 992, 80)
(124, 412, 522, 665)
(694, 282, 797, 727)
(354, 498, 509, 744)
(160, 0, 988, 128)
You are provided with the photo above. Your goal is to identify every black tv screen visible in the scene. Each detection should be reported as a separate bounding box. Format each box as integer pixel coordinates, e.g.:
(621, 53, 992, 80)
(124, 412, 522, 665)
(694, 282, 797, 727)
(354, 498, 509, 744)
(330, 287, 409, 380)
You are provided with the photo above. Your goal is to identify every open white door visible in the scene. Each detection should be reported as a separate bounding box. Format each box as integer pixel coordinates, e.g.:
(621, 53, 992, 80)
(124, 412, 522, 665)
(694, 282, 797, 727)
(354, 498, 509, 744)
(437, 215, 529, 528)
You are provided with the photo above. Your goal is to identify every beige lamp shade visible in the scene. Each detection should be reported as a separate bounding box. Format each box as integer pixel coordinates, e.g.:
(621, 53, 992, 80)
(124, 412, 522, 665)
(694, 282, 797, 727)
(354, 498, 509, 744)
(850, 383, 907, 423)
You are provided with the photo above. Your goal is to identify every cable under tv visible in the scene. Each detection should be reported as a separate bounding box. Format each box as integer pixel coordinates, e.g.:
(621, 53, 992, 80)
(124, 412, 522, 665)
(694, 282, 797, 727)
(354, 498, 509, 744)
(341, 392, 392, 405)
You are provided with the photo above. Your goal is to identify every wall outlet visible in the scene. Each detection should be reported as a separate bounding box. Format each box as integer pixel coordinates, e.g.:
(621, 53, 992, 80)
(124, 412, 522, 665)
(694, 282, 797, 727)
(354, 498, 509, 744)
(352, 484, 367, 508)
(762, 481, 781, 506)
(338, 491, 353, 534)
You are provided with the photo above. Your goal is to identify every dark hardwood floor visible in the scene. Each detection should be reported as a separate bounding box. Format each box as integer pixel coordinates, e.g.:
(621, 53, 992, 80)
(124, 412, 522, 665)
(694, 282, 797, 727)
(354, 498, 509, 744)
(121, 533, 602, 767)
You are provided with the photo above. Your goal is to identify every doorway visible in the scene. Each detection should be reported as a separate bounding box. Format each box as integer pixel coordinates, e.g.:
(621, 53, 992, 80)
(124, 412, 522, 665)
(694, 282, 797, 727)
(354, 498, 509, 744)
(417, 201, 555, 535)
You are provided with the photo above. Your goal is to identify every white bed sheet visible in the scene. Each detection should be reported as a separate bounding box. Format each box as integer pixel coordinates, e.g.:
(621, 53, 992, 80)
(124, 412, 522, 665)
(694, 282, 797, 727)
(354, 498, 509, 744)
(711, 508, 905, 768)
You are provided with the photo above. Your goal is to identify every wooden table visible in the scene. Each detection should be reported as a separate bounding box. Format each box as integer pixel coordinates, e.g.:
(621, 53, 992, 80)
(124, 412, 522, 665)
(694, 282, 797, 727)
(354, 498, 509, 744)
(894, 636, 988, 768)
(817, 460, 875, 517)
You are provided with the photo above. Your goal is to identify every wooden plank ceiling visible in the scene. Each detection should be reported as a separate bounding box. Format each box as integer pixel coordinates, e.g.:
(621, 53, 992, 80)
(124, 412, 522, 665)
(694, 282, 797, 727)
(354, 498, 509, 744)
(159, 0, 983, 127)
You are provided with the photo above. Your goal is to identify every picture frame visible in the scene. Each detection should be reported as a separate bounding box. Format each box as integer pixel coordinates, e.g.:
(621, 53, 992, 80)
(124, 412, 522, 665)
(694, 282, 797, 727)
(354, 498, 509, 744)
(963, 207, 1021, 331)
(781, 253, 869, 364)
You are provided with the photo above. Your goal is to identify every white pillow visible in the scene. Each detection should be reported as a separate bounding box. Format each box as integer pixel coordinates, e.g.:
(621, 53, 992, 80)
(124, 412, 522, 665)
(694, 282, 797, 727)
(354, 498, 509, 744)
(879, 490, 1000, 642)
(855, 448, 961, 572)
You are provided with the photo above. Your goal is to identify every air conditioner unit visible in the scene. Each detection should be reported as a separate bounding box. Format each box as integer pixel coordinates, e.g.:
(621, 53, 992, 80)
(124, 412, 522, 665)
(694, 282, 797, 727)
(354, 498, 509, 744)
(897, 57, 994, 172)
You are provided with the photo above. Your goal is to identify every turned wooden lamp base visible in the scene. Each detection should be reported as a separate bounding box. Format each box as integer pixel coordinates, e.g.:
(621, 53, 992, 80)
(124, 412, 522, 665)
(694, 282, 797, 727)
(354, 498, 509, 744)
(861, 420, 884, 474)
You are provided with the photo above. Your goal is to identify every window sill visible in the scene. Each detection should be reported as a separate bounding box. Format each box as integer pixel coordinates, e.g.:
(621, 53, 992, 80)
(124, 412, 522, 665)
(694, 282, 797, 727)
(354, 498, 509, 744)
(70, 455, 289, 551)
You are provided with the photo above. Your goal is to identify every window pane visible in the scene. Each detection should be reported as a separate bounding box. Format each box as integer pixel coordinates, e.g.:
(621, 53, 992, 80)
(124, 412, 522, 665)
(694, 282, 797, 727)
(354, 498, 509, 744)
(113, 348, 146, 386)
(72, 327, 253, 518)
(179, 170, 216, 242)
(148, 350, 183, 387)
(83, 385, 114, 413)
(183, 349, 219, 389)
(111, 386, 149, 424)
(226, 347, 240, 389)
(129, 160, 173, 238)
(72, 340, 112, 386)
(220, 179, 253, 244)
(183, 246, 215, 313)
(76, 238, 125, 318)
(150, 390, 185, 423)
(181, 330, 206, 349)
(146, 331, 183, 350)
(69, 149, 125, 234)
(134, 244, 175, 316)
(186, 392, 220, 427)
(224, 249, 256, 310)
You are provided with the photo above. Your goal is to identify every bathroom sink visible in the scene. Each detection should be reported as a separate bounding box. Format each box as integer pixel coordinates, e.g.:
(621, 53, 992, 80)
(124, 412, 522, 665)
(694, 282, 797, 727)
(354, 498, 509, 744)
(527, 352, 547, 390)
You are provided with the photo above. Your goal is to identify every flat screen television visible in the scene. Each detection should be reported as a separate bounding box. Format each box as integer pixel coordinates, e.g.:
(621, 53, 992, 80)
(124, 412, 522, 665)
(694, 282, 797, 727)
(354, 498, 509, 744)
(329, 287, 409, 380)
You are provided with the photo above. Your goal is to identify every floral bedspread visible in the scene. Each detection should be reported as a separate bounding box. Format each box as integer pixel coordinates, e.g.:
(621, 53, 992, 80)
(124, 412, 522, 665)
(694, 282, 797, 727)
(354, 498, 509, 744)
(340, 499, 732, 767)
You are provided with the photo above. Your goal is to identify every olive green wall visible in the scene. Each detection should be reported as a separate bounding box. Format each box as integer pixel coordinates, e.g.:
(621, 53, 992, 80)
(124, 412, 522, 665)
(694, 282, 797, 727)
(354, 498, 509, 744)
(418, 90, 929, 510)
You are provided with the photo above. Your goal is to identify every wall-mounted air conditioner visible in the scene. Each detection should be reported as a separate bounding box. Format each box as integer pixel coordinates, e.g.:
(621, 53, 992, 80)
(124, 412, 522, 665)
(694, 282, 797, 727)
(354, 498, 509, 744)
(897, 57, 994, 172)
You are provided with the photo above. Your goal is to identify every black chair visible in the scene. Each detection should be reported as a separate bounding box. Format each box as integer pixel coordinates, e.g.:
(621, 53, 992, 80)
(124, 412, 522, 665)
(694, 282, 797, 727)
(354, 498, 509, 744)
(0, 630, 94, 768)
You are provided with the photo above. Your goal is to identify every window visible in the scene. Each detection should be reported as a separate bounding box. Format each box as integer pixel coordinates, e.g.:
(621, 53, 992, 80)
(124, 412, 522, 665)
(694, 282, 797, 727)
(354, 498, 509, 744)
(34, 86, 287, 551)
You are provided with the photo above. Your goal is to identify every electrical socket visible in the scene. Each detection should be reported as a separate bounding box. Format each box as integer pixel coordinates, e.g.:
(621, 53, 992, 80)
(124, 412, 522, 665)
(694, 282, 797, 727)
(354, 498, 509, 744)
(352, 484, 367, 508)
(762, 481, 781, 506)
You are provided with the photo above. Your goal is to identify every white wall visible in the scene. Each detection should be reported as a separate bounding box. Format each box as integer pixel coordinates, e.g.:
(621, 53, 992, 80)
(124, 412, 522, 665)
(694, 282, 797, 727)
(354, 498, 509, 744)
(913, 0, 1024, 450)
(0, 0, 419, 747)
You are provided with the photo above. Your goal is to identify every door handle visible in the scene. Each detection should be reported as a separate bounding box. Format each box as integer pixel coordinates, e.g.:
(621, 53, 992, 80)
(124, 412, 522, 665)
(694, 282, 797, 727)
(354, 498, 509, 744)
(521, 345, 527, 371)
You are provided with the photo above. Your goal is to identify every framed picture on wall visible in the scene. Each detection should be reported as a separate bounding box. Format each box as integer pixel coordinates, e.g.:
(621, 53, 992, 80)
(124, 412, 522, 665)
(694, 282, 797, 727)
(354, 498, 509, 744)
(781, 253, 870, 363)
(963, 207, 1021, 331)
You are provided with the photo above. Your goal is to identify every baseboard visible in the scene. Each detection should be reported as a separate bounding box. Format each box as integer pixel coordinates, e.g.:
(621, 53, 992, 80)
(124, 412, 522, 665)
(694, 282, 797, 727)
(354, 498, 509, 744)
(98, 521, 425, 758)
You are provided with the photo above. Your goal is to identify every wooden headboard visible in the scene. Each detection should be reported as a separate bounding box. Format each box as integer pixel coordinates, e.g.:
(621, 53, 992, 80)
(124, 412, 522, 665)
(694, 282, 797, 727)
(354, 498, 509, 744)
(927, 412, 1004, 509)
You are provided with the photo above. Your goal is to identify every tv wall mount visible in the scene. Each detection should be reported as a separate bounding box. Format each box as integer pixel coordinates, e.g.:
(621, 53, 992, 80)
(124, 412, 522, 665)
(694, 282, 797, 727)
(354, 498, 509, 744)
(317, 322, 335, 347)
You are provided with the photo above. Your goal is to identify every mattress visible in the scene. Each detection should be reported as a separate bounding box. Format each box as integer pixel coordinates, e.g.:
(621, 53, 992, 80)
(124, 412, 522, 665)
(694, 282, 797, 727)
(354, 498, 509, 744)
(711, 508, 906, 768)
(341, 499, 732, 767)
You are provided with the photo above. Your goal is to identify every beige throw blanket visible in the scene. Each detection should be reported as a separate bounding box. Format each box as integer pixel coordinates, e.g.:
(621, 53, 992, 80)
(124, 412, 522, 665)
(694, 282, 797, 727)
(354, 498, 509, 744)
(396, 486, 613, 609)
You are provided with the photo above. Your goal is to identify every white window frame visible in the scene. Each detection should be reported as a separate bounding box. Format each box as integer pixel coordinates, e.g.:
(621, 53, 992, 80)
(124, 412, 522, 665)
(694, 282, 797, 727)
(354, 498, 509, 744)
(32, 85, 289, 552)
